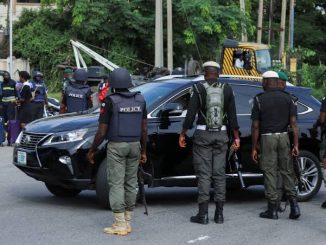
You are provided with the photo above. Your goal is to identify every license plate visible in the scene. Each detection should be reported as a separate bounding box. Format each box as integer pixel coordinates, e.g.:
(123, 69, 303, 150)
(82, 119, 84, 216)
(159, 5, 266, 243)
(17, 151, 27, 165)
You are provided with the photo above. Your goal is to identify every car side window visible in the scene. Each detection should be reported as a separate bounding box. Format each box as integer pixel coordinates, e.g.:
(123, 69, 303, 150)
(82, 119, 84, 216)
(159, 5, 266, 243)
(231, 84, 264, 115)
(151, 88, 191, 117)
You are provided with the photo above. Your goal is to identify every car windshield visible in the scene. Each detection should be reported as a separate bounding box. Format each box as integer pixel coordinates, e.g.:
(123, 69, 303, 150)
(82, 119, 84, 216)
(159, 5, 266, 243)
(130, 81, 183, 108)
(256, 49, 272, 73)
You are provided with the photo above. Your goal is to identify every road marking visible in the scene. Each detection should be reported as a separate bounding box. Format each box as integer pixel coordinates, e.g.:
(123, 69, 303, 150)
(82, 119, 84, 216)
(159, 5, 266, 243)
(187, 235, 210, 243)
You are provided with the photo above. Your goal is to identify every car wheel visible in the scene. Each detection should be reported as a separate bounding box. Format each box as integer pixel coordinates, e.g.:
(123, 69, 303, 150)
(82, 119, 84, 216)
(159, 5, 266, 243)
(296, 150, 322, 202)
(45, 183, 81, 197)
(96, 159, 111, 209)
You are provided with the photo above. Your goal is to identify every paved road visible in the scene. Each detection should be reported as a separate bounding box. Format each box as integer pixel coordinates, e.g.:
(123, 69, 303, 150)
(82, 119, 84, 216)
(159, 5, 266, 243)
(0, 146, 325, 245)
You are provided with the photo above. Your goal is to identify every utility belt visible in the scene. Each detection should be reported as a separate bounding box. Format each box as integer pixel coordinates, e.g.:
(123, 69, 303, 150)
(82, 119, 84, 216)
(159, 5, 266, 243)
(196, 124, 227, 132)
(261, 132, 288, 136)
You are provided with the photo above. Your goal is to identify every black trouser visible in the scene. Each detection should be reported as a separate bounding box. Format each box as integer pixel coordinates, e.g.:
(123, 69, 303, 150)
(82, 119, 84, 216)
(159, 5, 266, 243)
(2, 102, 16, 123)
(33, 102, 45, 120)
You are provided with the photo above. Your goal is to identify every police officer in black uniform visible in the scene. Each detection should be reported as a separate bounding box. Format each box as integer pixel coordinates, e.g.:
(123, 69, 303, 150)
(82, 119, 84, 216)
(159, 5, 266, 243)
(60, 69, 92, 114)
(251, 71, 300, 220)
(317, 96, 326, 208)
(1, 71, 18, 144)
(87, 68, 147, 235)
(179, 61, 240, 224)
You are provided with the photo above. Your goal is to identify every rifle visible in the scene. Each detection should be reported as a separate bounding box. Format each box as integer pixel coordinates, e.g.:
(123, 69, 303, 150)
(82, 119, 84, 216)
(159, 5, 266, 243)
(293, 156, 304, 192)
(228, 148, 246, 189)
(137, 165, 149, 215)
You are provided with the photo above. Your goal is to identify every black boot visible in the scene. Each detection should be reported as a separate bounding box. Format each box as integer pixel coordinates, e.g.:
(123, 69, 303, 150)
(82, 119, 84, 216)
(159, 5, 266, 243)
(289, 198, 301, 219)
(190, 202, 208, 224)
(214, 202, 224, 224)
(259, 202, 278, 219)
(322, 201, 326, 209)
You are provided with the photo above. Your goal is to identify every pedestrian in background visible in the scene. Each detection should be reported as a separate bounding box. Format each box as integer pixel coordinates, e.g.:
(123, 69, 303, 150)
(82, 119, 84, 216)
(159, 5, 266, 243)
(60, 69, 92, 114)
(0, 71, 18, 145)
(31, 71, 48, 120)
(17, 71, 35, 129)
(87, 68, 147, 235)
(251, 71, 300, 220)
(179, 61, 240, 225)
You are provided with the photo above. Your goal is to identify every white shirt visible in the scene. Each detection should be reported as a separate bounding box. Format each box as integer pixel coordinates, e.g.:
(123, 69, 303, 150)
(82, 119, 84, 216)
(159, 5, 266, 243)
(235, 59, 244, 69)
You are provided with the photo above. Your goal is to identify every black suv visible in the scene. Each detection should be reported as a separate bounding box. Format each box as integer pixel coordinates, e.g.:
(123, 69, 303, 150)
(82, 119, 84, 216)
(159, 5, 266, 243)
(13, 77, 323, 208)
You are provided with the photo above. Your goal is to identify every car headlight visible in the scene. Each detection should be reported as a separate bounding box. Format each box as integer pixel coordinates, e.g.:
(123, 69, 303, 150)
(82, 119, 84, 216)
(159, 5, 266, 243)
(43, 129, 88, 145)
(15, 131, 23, 144)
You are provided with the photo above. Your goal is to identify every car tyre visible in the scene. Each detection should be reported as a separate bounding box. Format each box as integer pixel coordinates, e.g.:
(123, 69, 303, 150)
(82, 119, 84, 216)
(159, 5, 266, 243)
(45, 183, 81, 197)
(296, 150, 322, 202)
(96, 159, 111, 209)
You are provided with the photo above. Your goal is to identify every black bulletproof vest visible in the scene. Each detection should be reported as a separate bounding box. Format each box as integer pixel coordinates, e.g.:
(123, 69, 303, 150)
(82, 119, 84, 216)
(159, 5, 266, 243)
(107, 92, 145, 142)
(65, 82, 90, 113)
(1, 79, 16, 103)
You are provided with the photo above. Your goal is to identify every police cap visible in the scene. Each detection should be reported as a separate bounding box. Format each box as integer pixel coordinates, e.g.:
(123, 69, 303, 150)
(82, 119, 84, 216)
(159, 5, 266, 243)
(63, 68, 73, 74)
(109, 68, 133, 89)
(203, 61, 220, 71)
(73, 69, 88, 81)
(262, 70, 279, 79)
(277, 71, 288, 81)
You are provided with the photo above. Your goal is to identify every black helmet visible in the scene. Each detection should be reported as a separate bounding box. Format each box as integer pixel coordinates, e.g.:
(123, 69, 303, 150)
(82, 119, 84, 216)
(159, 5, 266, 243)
(33, 71, 43, 78)
(73, 69, 88, 81)
(109, 68, 132, 89)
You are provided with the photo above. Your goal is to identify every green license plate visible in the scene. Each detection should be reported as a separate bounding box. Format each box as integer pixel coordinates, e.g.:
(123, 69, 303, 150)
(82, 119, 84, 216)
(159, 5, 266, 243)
(17, 151, 27, 165)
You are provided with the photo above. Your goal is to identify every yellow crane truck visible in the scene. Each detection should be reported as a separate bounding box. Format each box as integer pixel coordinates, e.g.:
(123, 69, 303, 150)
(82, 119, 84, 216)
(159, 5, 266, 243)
(220, 39, 272, 81)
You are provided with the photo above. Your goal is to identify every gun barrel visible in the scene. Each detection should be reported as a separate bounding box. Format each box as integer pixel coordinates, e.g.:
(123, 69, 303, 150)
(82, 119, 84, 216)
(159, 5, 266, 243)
(234, 153, 246, 189)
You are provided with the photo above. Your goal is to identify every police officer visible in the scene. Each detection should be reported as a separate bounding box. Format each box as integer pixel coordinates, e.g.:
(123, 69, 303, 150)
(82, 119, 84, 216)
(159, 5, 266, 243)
(0, 71, 18, 144)
(86, 68, 147, 235)
(62, 68, 73, 94)
(251, 70, 300, 220)
(179, 61, 240, 224)
(317, 96, 326, 208)
(60, 69, 92, 114)
(31, 71, 48, 120)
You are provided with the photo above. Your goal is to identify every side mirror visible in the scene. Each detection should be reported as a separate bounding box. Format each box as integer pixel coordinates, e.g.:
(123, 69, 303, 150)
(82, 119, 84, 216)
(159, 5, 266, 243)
(161, 102, 183, 117)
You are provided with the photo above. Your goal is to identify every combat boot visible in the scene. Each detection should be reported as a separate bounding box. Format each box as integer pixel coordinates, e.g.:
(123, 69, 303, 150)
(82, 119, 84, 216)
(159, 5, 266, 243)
(125, 210, 133, 233)
(259, 202, 278, 219)
(190, 202, 208, 224)
(322, 201, 326, 209)
(214, 202, 224, 224)
(289, 198, 301, 219)
(103, 212, 128, 236)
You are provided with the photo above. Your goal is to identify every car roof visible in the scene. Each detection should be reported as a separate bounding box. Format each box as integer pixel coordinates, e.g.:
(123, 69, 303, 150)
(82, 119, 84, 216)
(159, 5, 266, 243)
(151, 75, 312, 97)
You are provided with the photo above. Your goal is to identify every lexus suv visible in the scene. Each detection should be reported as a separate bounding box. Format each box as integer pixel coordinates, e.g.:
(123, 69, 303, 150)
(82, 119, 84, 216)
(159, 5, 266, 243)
(13, 76, 323, 208)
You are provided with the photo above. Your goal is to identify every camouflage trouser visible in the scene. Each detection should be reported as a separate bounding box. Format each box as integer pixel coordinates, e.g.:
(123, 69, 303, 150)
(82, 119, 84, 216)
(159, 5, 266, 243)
(192, 129, 229, 203)
(107, 141, 141, 213)
(260, 133, 297, 203)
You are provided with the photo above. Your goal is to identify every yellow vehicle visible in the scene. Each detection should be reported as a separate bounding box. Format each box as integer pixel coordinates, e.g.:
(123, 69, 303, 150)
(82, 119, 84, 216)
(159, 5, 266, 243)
(220, 39, 272, 80)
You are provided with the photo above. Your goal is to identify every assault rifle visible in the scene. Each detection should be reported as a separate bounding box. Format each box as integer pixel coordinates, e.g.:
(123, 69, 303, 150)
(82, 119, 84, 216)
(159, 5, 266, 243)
(228, 148, 246, 189)
(293, 156, 304, 192)
(137, 165, 149, 215)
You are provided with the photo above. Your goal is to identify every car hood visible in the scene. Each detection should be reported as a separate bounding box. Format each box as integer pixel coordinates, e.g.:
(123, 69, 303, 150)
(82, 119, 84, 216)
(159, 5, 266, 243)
(26, 113, 99, 133)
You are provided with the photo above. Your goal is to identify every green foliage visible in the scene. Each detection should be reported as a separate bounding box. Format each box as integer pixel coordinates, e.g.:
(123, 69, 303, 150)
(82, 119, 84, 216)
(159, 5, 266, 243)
(13, 8, 72, 92)
(176, 0, 254, 61)
(10, 0, 326, 94)
(299, 63, 326, 88)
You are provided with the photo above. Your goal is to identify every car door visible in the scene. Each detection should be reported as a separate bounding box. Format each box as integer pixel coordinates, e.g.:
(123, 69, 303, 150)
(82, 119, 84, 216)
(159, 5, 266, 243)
(149, 86, 195, 178)
(230, 83, 264, 173)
